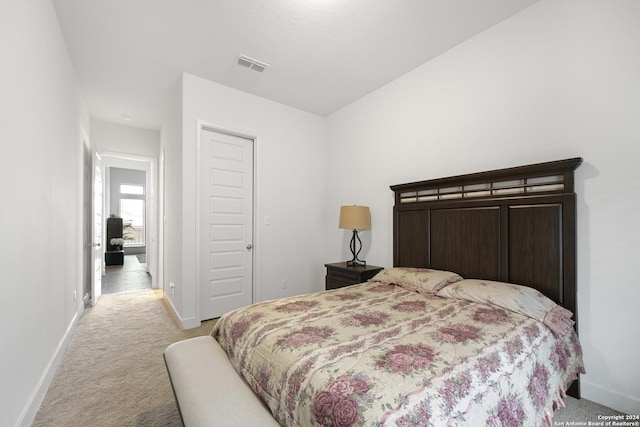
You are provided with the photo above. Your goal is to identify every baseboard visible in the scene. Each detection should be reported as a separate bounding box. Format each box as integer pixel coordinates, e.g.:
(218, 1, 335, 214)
(181, 317, 201, 329)
(161, 291, 201, 330)
(582, 379, 640, 415)
(16, 304, 84, 427)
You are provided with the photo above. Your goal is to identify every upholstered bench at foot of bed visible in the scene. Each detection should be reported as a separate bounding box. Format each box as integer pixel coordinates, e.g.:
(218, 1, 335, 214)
(164, 335, 280, 427)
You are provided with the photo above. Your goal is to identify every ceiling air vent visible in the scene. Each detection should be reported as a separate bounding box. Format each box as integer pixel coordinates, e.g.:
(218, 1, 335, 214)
(237, 54, 270, 73)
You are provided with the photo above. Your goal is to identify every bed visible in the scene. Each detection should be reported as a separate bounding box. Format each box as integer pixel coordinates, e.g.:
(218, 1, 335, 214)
(165, 158, 585, 427)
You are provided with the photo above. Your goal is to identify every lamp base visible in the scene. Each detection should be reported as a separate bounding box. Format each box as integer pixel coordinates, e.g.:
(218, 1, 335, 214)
(346, 229, 366, 267)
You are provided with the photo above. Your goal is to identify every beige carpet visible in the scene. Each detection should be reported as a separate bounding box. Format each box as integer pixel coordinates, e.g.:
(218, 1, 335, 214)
(33, 290, 215, 427)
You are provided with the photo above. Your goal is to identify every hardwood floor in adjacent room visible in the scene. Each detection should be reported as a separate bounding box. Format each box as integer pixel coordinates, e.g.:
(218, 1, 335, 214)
(102, 254, 151, 294)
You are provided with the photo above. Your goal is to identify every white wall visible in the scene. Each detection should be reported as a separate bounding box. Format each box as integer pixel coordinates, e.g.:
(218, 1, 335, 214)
(160, 78, 184, 317)
(161, 73, 326, 328)
(0, 1, 89, 426)
(325, 0, 640, 414)
(91, 119, 160, 158)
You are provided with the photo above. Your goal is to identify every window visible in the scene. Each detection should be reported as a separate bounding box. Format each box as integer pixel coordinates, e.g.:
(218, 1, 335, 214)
(120, 199, 145, 246)
(120, 199, 144, 246)
(118, 182, 145, 246)
(120, 184, 144, 195)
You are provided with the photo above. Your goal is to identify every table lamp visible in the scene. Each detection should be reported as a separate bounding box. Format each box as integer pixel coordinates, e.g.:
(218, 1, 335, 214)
(339, 205, 371, 266)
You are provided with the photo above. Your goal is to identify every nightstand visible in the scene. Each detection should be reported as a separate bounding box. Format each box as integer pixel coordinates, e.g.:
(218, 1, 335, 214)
(325, 262, 384, 290)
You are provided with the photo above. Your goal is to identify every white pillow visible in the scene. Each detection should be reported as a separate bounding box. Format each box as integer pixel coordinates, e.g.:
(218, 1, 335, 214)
(370, 267, 463, 295)
(436, 279, 574, 337)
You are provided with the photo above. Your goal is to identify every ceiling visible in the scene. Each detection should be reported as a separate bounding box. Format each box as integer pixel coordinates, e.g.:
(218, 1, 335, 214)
(52, 0, 538, 130)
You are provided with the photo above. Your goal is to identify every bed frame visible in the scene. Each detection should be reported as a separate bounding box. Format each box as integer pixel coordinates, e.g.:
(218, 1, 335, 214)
(165, 158, 584, 426)
(391, 157, 583, 397)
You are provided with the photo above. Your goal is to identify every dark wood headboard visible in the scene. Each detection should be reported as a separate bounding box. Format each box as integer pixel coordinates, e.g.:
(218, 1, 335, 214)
(391, 158, 582, 396)
(391, 157, 582, 318)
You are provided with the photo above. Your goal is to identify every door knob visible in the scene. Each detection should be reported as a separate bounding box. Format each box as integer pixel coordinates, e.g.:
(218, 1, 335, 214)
(246, 244, 253, 250)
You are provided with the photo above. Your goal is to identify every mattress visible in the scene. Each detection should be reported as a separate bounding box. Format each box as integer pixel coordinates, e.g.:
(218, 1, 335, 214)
(212, 275, 584, 426)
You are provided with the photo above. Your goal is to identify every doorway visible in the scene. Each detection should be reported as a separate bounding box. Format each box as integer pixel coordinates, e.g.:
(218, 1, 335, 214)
(197, 126, 255, 320)
(108, 167, 147, 256)
(102, 166, 151, 294)
(100, 153, 159, 294)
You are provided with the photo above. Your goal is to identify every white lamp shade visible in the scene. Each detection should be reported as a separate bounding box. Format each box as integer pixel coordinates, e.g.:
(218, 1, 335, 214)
(339, 205, 371, 230)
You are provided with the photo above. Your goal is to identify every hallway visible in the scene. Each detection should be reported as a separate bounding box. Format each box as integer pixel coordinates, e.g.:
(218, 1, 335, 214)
(102, 254, 152, 294)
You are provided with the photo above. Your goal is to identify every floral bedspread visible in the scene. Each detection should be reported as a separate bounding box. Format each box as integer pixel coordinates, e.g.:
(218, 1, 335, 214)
(211, 282, 585, 427)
